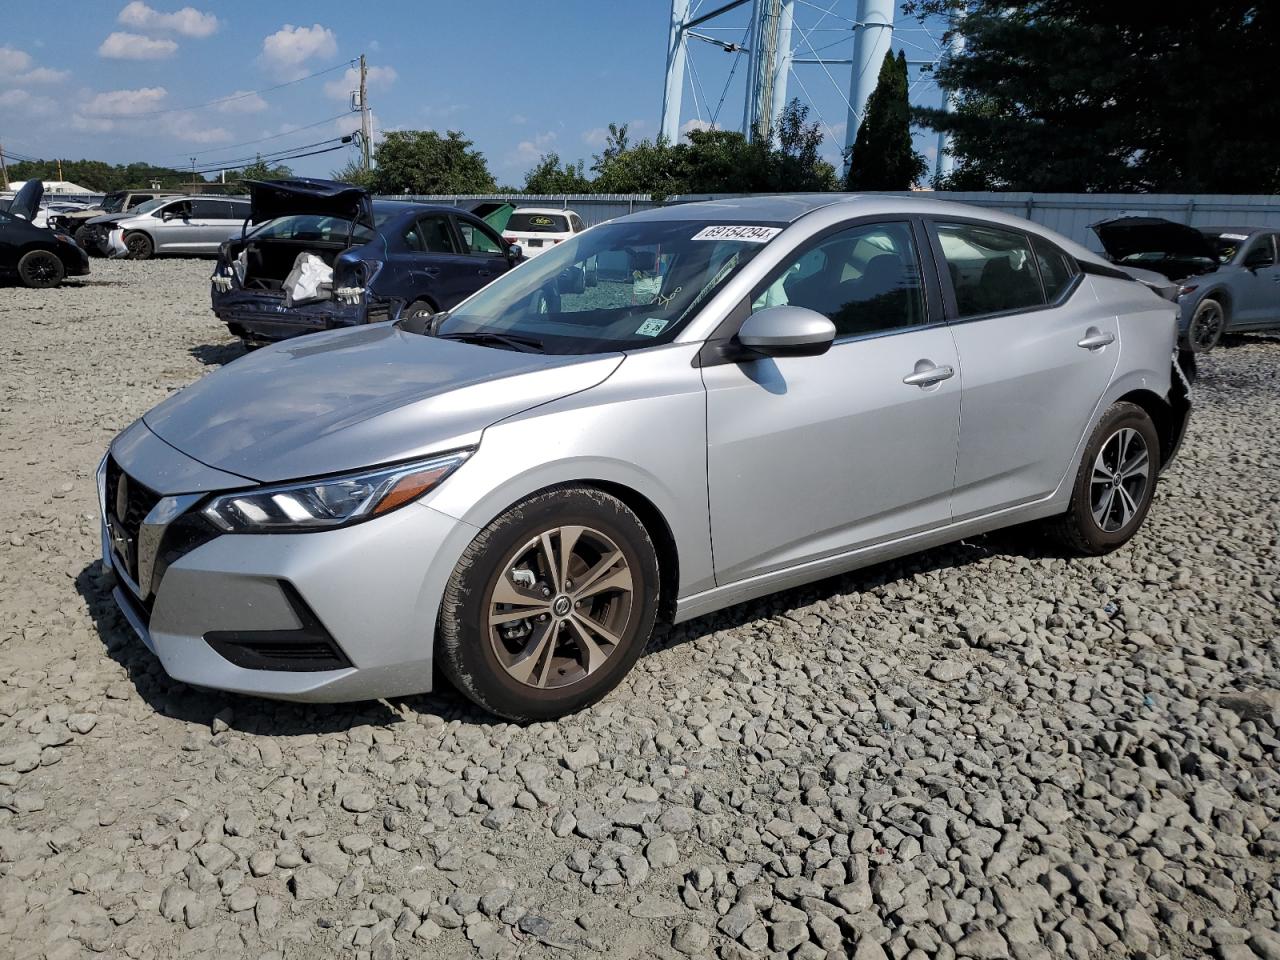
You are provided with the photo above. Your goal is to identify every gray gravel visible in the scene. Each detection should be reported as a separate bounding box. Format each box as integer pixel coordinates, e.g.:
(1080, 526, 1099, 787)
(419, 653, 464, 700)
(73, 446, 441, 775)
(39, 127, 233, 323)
(1, 258, 1279, 960)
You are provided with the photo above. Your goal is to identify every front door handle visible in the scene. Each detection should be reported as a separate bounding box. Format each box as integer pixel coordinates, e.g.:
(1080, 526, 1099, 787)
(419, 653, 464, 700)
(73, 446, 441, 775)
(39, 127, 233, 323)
(902, 362, 955, 388)
(1077, 328, 1116, 350)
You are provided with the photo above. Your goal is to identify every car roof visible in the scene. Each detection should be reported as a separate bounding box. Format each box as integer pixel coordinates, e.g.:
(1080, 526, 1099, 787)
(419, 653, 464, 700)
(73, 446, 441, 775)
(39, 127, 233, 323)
(512, 207, 576, 217)
(1199, 225, 1272, 237)
(371, 200, 476, 218)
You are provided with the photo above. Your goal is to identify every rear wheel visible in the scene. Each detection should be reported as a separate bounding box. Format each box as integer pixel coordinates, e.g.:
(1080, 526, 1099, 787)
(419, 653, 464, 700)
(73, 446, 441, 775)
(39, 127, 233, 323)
(17, 250, 64, 288)
(1186, 298, 1225, 352)
(1045, 402, 1160, 555)
(124, 232, 154, 260)
(438, 486, 660, 721)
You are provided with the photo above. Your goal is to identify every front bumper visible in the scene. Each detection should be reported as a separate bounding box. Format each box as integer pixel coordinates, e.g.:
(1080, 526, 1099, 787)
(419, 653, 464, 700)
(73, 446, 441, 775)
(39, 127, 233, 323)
(212, 287, 388, 344)
(99, 423, 479, 702)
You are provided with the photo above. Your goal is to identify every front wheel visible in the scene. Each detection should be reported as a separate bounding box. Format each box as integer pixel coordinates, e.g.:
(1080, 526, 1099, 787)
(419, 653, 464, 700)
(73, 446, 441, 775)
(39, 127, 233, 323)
(1186, 298, 1225, 353)
(437, 487, 660, 721)
(1045, 402, 1160, 555)
(17, 249, 64, 288)
(124, 232, 154, 260)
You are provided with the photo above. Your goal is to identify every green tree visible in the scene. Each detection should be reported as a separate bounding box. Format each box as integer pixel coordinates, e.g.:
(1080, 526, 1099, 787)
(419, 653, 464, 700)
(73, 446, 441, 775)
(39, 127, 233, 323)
(7, 158, 191, 192)
(523, 153, 593, 193)
(845, 51, 926, 191)
(591, 135, 687, 198)
(369, 130, 496, 195)
(232, 155, 294, 182)
(769, 100, 839, 191)
(908, 0, 1280, 192)
(330, 158, 375, 188)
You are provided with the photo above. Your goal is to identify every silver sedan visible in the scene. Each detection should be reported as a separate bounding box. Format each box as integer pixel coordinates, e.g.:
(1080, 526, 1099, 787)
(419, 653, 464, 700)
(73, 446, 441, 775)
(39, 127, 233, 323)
(99, 194, 1191, 720)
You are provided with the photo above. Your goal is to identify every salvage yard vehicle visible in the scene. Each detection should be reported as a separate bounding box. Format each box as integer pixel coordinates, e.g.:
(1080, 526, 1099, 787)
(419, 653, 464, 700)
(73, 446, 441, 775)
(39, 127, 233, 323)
(1092, 217, 1280, 352)
(101, 194, 1190, 721)
(503, 206, 588, 258)
(48, 188, 179, 249)
(210, 178, 524, 346)
(87, 196, 250, 260)
(0, 181, 90, 288)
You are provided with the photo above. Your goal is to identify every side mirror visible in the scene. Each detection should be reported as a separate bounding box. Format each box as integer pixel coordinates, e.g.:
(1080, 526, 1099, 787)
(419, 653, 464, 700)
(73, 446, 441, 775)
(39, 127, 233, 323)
(736, 305, 836, 358)
(557, 265, 586, 295)
(506, 242, 522, 261)
(160, 211, 173, 221)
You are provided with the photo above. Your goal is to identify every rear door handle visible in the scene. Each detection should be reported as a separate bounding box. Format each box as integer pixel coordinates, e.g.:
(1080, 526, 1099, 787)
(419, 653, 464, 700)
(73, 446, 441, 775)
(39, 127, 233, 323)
(902, 363, 955, 388)
(1077, 328, 1115, 350)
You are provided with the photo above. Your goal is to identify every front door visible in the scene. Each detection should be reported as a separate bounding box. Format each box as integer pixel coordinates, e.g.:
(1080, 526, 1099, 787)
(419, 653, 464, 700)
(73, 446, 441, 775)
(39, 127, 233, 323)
(702, 219, 961, 585)
(930, 220, 1120, 518)
(1234, 234, 1280, 327)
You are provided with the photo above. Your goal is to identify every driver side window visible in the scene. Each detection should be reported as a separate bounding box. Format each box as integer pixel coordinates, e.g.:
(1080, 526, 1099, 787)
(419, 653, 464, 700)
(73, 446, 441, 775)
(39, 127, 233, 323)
(457, 219, 503, 255)
(752, 221, 926, 338)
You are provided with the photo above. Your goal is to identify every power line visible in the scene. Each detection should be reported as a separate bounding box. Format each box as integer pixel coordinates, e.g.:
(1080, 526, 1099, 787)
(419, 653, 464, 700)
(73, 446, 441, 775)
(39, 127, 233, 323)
(81, 59, 356, 119)
(186, 139, 353, 177)
(160, 112, 353, 160)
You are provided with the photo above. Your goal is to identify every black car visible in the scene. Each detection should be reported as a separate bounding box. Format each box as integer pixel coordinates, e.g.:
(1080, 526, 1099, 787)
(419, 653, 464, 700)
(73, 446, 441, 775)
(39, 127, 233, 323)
(0, 181, 90, 288)
(211, 178, 525, 346)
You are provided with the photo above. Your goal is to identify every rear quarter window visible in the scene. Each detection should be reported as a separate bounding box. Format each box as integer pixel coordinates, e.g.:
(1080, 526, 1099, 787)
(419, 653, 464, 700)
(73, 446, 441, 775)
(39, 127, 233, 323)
(1032, 237, 1079, 302)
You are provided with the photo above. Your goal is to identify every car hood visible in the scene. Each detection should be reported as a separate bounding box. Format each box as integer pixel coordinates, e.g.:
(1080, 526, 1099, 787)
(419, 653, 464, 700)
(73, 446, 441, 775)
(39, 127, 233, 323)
(7, 179, 42, 221)
(143, 323, 624, 484)
(86, 210, 136, 227)
(1091, 216, 1216, 262)
(247, 177, 372, 229)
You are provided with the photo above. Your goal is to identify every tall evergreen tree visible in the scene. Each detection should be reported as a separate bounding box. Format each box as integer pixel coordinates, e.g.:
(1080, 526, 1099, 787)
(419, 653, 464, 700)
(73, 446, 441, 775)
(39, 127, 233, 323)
(845, 50, 926, 191)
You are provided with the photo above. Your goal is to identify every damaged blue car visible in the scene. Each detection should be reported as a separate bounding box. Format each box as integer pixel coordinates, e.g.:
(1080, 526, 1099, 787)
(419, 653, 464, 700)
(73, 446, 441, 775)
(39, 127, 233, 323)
(211, 178, 524, 346)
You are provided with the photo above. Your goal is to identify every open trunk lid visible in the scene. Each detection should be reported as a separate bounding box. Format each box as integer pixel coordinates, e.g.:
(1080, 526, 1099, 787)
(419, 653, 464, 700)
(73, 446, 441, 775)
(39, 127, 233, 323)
(6, 179, 43, 221)
(246, 178, 373, 229)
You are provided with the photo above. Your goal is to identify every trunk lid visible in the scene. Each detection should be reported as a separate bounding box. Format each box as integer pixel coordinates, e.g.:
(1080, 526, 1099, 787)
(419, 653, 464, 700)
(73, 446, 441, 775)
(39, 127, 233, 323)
(246, 178, 373, 229)
(6, 179, 43, 221)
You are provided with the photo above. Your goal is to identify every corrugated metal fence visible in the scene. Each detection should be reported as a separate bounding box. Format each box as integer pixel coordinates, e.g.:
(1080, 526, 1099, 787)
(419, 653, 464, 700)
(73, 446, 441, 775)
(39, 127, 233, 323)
(398, 191, 1280, 252)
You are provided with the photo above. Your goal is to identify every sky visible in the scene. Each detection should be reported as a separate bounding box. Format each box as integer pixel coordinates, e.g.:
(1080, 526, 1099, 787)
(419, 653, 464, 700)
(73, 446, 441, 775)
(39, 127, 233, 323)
(0, 1, 948, 188)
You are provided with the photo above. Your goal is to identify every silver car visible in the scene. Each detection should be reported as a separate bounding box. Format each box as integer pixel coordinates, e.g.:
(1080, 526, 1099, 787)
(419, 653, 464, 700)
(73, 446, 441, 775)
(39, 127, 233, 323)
(99, 195, 1191, 720)
(99, 196, 251, 259)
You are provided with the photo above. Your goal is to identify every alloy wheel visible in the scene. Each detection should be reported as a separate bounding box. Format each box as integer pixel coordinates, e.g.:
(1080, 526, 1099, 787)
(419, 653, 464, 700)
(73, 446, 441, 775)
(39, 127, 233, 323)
(1190, 302, 1223, 351)
(487, 525, 635, 689)
(1089, 427, 1151, 533)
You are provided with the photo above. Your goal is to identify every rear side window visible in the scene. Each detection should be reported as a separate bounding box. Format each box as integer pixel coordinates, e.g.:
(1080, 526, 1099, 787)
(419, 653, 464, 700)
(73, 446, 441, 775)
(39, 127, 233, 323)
(191, 199, 226, 218)
(936, 222, 1045, 318)
(415, 215, 459, 254)
(1032, 238, 1078, 302)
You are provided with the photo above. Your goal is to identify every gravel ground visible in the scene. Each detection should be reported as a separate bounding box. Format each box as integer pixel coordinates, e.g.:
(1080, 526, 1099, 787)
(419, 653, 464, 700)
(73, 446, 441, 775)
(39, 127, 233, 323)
(1, 258, 1279, 960)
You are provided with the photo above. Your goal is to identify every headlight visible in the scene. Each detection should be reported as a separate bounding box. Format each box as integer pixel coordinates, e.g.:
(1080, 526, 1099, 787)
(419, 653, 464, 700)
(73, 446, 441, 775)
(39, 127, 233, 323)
(202, 450, 471, 533)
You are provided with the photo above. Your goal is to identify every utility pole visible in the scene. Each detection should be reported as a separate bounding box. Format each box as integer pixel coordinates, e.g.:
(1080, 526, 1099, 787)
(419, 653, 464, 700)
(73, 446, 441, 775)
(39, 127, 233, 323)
(358, 54, 372, 173)
(0, 142, 9, 192)
(57, 157, 63, 182)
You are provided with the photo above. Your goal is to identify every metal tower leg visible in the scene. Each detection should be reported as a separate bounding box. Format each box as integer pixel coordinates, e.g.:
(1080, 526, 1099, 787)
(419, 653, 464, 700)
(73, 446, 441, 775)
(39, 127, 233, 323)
(661, 0, 691, 143)
(845, 0, 895, 161)
(770, 0, 795, 135)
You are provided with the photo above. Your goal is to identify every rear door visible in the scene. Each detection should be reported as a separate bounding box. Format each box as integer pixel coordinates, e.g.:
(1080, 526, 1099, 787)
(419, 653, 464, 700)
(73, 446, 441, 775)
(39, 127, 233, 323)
(702, 218, 961, 584)
(386, 213, 473, 309)
(929, 219, 1119, 519)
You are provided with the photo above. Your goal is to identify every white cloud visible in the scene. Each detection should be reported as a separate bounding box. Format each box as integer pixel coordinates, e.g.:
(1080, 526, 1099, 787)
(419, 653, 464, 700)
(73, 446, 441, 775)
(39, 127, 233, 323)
(71, 113, 116, 133)
(680, 118, 718, 137)
(99, 32, 178, 60)
(510, 114, 528, 126)
(215, 90, 268, 114)
(260, 23, 337, 78)
(0, 89, 58, 115)
(164, 112, 231, 143)
(512, 131, 557, 163)
(118, 2, 219, 38)
(581, 127, 609, 147)
(323, 64, 396, 101)
(20, 66, 69, 83)
(83, 86, 167, 116)
(0, 46, 33, 75)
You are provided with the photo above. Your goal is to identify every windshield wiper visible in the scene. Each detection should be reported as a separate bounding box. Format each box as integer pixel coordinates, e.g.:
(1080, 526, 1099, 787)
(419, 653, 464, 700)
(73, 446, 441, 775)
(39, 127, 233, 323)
(436, 330, 545, 353)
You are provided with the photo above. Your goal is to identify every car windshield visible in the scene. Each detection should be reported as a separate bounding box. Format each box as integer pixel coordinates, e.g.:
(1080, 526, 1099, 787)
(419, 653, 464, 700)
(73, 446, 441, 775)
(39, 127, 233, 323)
(434, 218, 780, 354)
(507, 212, 570, 233)
(100, 193, 127, 214)
(249, 214, 378, 244)
(132, 197, 171, 215)
(1207, 232, 1250, 263)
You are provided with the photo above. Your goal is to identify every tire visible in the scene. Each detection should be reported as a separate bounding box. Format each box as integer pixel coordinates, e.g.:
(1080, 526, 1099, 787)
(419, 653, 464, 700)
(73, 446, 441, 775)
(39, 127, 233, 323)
(17, 249, 64, 289)
(124, 232, 154, 260)
(73, 226, 99, 255)
(1045, 402, 1161, 555)
(1186, 298, 1225, 353)
(438, 486, 661, 722)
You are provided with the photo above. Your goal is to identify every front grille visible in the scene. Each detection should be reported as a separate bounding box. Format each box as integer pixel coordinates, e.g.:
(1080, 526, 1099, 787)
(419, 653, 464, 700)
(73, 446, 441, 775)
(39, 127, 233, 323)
(105, 457, 162, 586)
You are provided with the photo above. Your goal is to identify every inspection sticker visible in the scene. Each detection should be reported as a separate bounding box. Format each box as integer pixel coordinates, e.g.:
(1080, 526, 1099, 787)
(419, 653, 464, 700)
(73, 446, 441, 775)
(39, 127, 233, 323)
(636, 318, 669, 337)
(691, 224, 782, 243)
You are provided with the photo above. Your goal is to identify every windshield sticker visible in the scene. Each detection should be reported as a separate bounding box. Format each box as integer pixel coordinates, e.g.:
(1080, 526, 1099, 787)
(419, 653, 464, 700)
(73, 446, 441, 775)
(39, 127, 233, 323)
(636, 318, 668, 337)
(692, 224, 782, 243)
(530, 216, 555, 226)
(1219, 233, 1248, 241)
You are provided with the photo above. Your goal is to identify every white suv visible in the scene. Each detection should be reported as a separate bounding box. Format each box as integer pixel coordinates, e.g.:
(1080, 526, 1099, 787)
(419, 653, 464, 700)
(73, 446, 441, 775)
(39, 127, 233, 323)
(503, 207, 587, 258)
